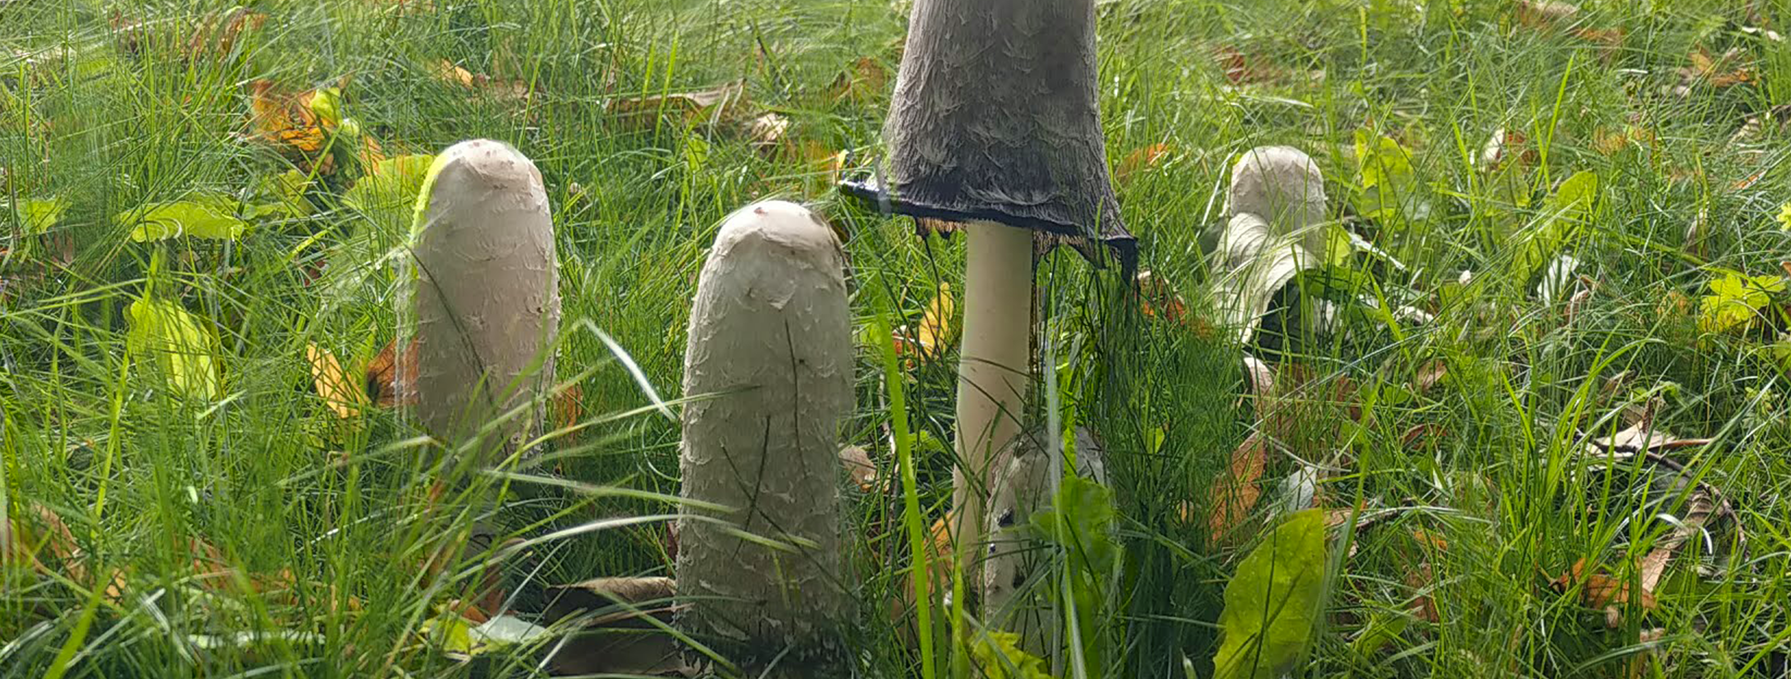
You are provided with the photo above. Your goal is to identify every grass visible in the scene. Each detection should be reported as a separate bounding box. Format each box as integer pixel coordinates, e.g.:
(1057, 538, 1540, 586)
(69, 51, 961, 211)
(3, 0, 1791, 677)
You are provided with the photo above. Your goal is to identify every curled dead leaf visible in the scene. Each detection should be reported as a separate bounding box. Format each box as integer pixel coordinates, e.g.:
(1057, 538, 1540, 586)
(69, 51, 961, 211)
(1207, 433, 1268, 537)
(364, 338, 419, 408)
(1551, 558, 1657, 627)
(606, 81, 748, 129)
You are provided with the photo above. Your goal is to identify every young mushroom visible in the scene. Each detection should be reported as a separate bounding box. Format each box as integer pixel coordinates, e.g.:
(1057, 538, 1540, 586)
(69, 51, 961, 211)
(841, 0, 1135, 560)
(981, 427, 1110, 657)
(674, 200, 852, 674)
(1212, 146, 1330, 348)
(410, 139, 560, 463)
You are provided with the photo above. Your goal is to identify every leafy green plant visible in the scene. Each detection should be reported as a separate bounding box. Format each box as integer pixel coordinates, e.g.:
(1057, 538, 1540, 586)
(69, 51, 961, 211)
(1212, 509, 1329, 679)
(1028, 474, 1119, 678)
(119, 194, 250, 242)
(1698, 269, 1786, 333)
(126, 295, 221, 401)
(973, 631, 1055, 679)
(1510, 169, 1598, 291)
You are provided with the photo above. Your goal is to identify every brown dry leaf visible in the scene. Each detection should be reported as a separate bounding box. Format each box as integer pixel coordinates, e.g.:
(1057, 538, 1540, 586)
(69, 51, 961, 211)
(1207, 433, 1268, 536)
(429, 59, 529, 102)
(607, 81, 748, 129)
(307, 343, 368, 418)
(364, 338, 419, 408)
(828, 56, 890, 103)
(552, 383, 584, 433)
(1413, 360, 1448, 395)
(1405, 562, 1440, 622)
(1115, 143, 1174, 185)
(3, 504, 83, 582)
(1480, 128, 1536, 172)
(1515, 0, 1578, 28)
(1689, 47, 1755, 87)
(1730, 169, 1766, 192)
(1571, 26, 1625, 51)
(1211, 45, 1282, 86)
(1135, 269, 1191, 326)
(187, 7, 264, 60)
(746, 113, 790, 154)
(1593, 126, 1656, 156)
(1551, 558, 1657, 627)
(1412, 528, 1449, 552)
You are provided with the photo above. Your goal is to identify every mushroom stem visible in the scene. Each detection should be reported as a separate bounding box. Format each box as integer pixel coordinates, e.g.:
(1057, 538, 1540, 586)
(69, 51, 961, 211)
(952, 220, 1033, 556)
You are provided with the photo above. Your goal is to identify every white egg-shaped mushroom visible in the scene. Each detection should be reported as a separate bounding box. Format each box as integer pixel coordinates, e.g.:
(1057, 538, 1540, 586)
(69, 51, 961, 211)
(674, 200, 853, 672)
(412, 139, 560, 462)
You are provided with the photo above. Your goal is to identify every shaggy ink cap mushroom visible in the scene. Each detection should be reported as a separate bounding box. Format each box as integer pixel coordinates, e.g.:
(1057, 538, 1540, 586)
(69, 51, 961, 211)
(838, 0, 1132, 578)
(410, 138, 560, 465)
(840, 0, 1136, 271)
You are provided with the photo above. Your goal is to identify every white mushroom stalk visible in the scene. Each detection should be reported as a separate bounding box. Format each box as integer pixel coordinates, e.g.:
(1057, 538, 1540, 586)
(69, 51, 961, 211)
(952, 220, 1034, 551)
(410, 139, 560, 463)
(1213, 146, 1329, 344)
(674, 200, 852, 673)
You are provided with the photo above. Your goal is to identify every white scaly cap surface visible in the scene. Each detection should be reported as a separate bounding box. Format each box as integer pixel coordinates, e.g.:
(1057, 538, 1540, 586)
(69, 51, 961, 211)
(1212, 146, 1329, 343)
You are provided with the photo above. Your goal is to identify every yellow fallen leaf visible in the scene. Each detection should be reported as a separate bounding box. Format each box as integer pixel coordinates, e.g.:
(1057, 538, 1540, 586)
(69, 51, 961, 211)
(306, 343, 367, 418)
(916, 282, 954, 358)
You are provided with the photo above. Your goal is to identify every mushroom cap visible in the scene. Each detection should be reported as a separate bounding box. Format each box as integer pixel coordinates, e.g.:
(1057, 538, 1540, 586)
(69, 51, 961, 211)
(839, 0, 1134, 272)
(1213, 146, 1331, 344)
(1226, 146, 1327, 242)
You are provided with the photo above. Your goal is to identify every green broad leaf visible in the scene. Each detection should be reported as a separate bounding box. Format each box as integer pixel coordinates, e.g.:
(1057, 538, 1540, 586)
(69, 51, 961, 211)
(344, 154, 436, 214)
(1212, 508, 1329, 679)
(1698, 269, 1786, 333)
(4, 196, 68, 234)
(1351, 131, 1429, 223)
(1029, 475, 1118, 574)
(121, 195, 249, 241)
(126, 296, 221, 401)
(971, 631, 1054, 679)
(1511, 170, 1598, 289)
(245, 170, 312, 220)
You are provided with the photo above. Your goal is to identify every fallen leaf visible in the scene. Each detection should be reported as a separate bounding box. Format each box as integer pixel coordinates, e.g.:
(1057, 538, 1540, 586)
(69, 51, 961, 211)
(306, 343, 367, 418)
(1593, 126, 1656, 155)
(1135, 269, 1190, 324)
(916, 282, 953, 358)
(1211, 45, 1282, 86)
(827, 56, 890, 103)
(1515, 0, 1577, 28)
(186, 7, 264, 60)
(1208, 433, 1268, 537)
(120, 194, 250, 242)
(247, 80, 329, 157)
(1480, 128, 1535, 171)
(1405, 562, 1440, 622)
(127, 296, 221, 402)
(1551, 558, 1656, 627)
(606, 81, 748, 129)
(1686, 46, 1755, 88)
(429, 59, 529, 101)
(1413, 360, 1448, 395)
(364, 337, 419, 408)
(1115, 143, 1174, 184)
(552, 384, 584, 433)
(745, 113, 790, 154)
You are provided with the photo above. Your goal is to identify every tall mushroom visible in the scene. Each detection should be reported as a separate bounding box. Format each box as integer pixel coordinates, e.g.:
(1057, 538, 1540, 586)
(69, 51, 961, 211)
(410, 139, 560, 462)
(675, 200, 852, 673)
(841, 0, 1134, 558)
